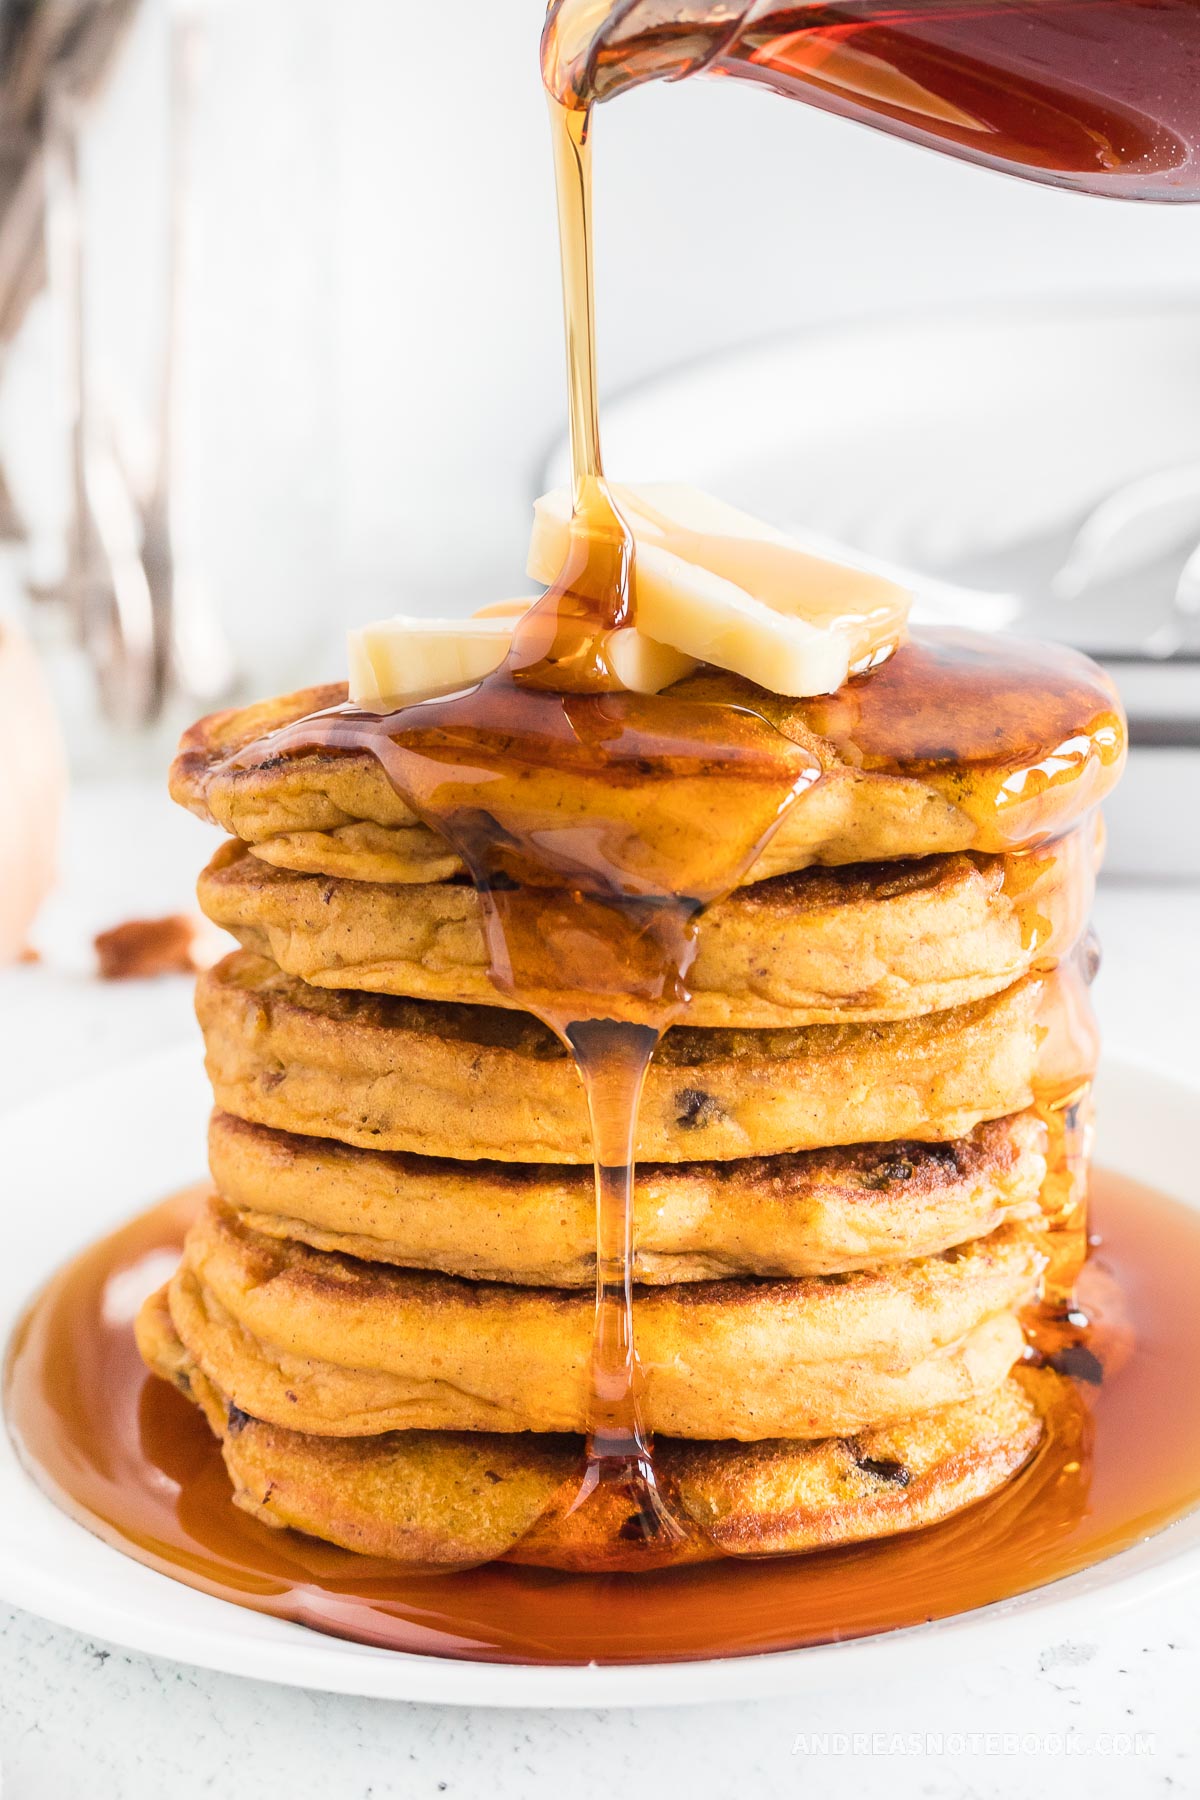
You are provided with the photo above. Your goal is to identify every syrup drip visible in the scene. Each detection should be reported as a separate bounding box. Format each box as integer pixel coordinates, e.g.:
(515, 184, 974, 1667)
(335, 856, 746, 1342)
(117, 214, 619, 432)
(9, 1168, 1200, 1664)
(496, 102, 755, 1555)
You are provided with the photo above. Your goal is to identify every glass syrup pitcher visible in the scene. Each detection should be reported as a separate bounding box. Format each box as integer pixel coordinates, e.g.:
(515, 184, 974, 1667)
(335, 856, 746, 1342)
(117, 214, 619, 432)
(542, 0, 1200, 199)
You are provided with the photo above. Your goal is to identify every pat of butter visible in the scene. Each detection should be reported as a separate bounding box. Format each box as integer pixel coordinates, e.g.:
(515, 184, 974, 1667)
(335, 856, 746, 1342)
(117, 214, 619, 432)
(629, 541, 849, 697)
(348, 483, 912, 706)
(605, 626, 697, 693)
(528, 481, 910, 693)
(347, 617, 512, 709)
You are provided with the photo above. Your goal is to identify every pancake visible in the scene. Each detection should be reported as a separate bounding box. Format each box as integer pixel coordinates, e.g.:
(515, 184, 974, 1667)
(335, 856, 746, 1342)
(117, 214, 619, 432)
(210, 1109, 1048, 1284)
(162, 1199, 1042, 1440)
(197, 951, 1090, 1163)
(138, 1285, 1047, 1569)
(197, 826, 1098, 1028)
(170, 631, 1125, 886)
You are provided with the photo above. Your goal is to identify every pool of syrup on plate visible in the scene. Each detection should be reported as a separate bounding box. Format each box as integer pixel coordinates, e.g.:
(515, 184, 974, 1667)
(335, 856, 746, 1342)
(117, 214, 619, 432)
(7, 1167, 1200, 1665)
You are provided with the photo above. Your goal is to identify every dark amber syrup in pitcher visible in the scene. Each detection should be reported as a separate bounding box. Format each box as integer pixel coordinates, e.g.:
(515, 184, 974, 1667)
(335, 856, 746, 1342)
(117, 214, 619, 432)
(542, 0, 1200, 199)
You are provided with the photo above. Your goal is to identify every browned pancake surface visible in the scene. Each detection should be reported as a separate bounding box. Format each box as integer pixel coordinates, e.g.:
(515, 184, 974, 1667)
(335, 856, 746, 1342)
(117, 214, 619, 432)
(171, 633, 1124, 885)
(163, 1199, 1042, 1440)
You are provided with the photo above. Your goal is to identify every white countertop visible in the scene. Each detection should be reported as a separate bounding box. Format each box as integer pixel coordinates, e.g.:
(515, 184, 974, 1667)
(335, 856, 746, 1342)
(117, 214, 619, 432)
(1, 780, 1198, 1799)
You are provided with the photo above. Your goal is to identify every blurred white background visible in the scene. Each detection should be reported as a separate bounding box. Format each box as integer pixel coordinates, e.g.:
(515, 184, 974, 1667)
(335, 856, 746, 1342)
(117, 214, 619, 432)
(3, 0, 1200, 748)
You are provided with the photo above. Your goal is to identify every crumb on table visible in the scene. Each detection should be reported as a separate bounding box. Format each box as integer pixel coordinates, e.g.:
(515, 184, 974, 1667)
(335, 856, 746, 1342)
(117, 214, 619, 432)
(94, 915, 203, 980)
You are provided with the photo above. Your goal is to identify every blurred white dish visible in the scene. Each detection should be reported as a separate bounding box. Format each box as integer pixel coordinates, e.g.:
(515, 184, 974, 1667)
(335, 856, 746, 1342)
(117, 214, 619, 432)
(549, 296, 1200, 576)
(1, 1046, 1200, 1706)
(546, 295, 1200, 874)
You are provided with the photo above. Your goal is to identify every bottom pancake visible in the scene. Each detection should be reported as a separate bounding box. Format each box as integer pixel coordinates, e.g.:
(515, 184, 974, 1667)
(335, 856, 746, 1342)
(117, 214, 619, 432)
(138, 1285, 1046, 1571)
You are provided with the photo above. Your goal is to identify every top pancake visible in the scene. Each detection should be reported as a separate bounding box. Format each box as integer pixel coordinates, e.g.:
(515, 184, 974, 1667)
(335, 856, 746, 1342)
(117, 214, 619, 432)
(170, 630, 1125, 886)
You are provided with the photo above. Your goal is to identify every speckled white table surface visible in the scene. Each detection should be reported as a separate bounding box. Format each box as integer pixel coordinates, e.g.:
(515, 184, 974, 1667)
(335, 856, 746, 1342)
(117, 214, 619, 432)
(1, 781, 1199, 1800)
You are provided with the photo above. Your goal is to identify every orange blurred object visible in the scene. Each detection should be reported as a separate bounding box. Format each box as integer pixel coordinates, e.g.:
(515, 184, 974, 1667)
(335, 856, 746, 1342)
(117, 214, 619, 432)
(0, 621, 66, 966)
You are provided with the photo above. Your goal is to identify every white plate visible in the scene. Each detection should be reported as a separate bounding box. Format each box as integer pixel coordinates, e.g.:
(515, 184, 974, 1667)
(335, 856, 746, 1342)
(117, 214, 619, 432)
(2, 1045, 1199, 1707)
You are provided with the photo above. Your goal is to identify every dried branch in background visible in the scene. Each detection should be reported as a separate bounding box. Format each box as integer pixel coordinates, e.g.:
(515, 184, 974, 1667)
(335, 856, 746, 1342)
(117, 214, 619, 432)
(0, 0, 138, 350)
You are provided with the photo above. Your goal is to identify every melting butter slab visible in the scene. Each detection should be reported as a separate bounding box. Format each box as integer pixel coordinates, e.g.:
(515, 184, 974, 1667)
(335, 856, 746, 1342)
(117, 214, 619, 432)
(530, 482, 911, 681)
(348, 617, 512, 705)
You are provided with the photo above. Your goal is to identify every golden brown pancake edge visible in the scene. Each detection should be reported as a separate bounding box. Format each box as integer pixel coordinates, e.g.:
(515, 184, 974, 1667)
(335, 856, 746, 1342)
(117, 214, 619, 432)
(170, 633, 1124, 886)
(163, 1199, 1043, 1440)
(208, 1108, 1048, 1283)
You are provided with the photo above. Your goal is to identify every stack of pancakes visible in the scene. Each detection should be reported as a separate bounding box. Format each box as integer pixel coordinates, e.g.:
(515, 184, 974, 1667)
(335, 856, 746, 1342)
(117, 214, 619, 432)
(137, 642, 1122, 1570)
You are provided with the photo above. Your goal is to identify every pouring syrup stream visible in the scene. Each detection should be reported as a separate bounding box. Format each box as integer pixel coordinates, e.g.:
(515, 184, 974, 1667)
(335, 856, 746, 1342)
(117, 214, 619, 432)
(493, 90, 819, 1552)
